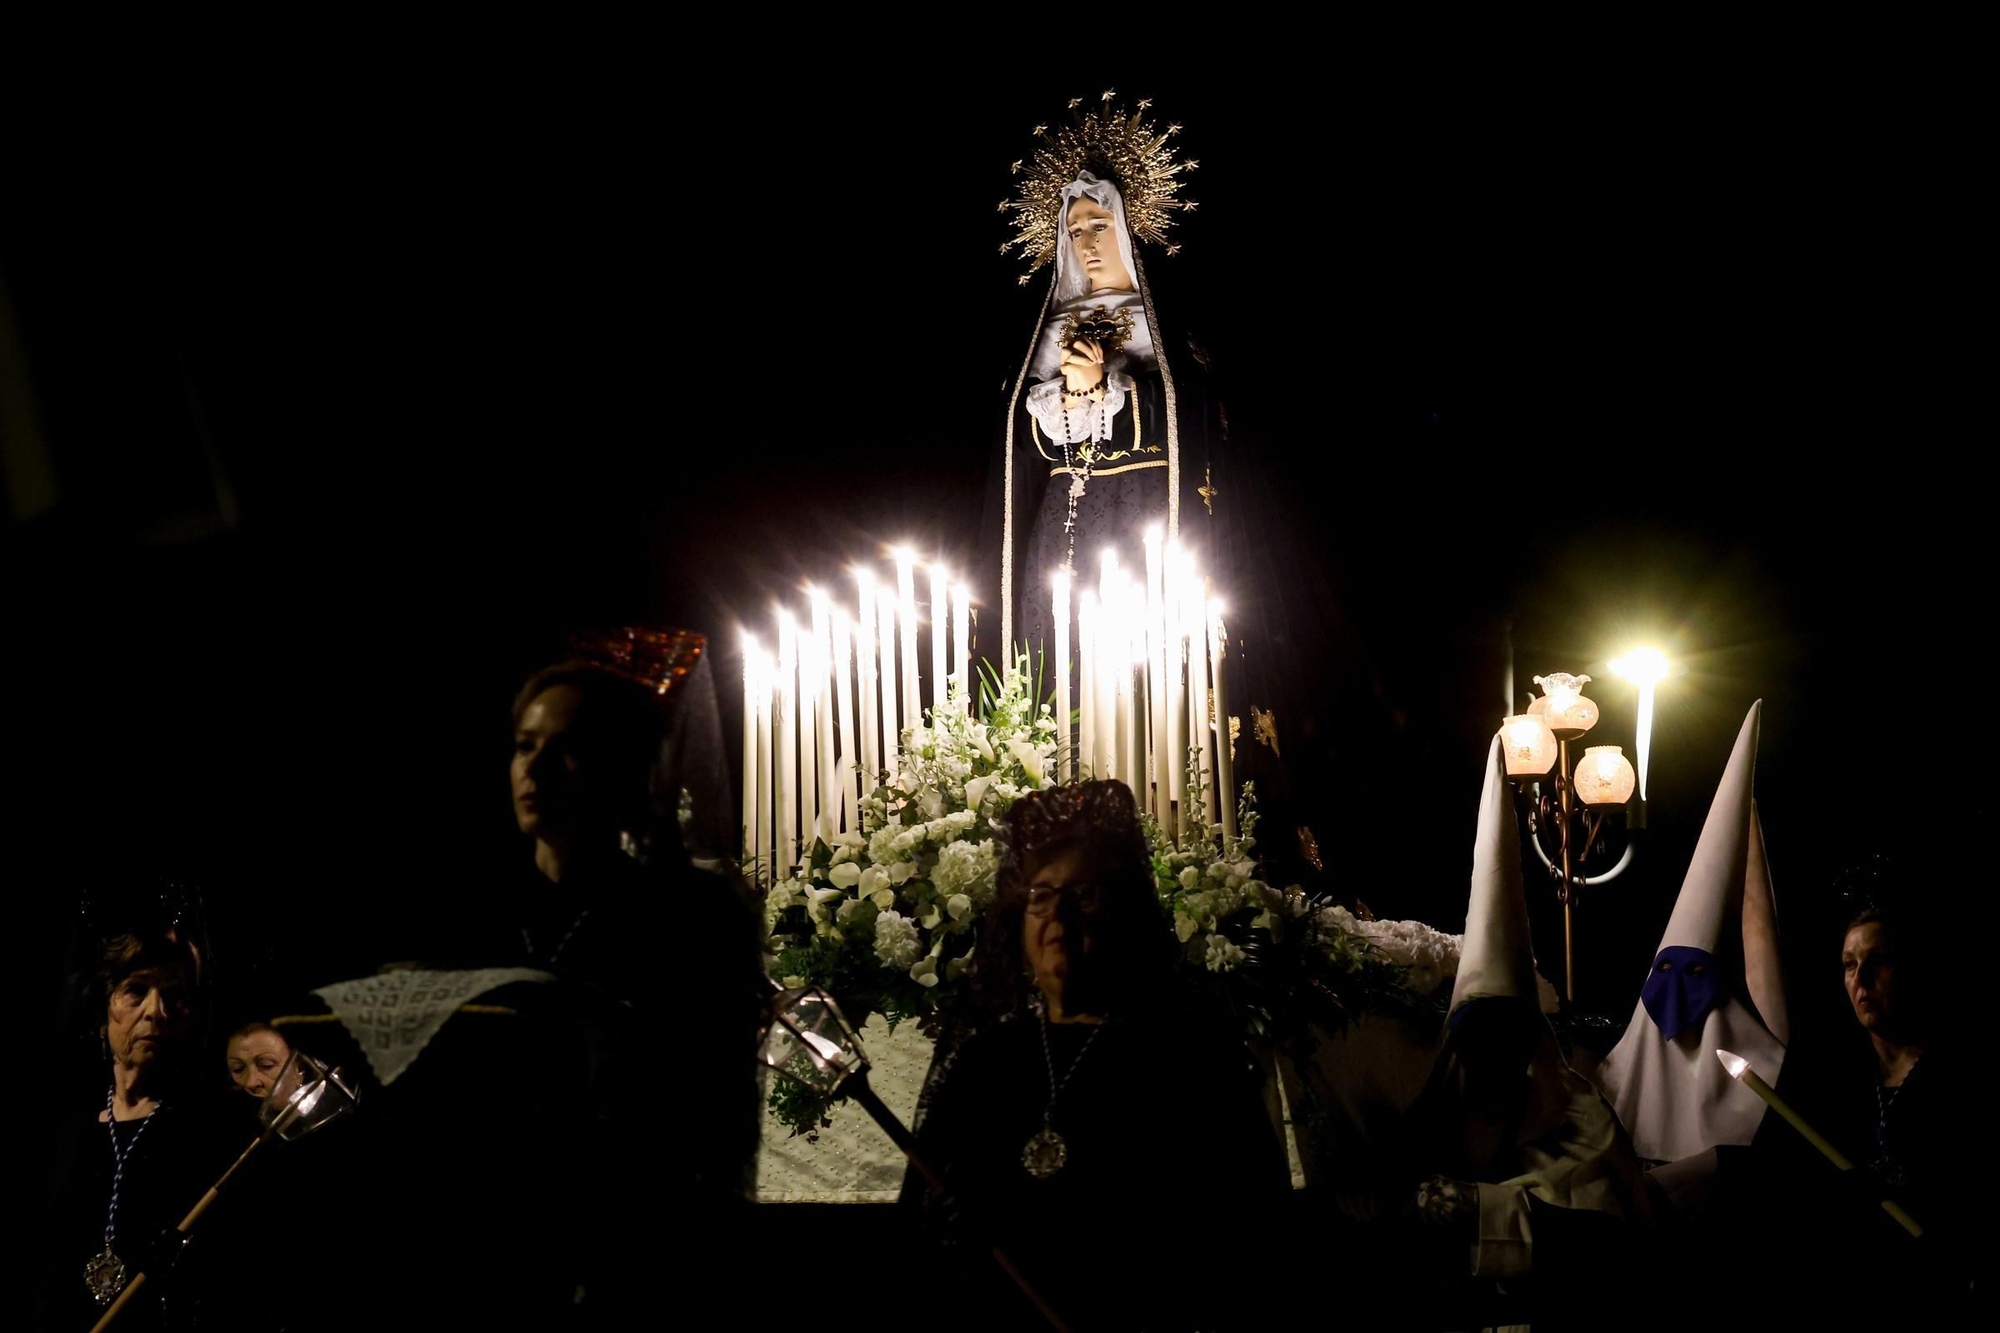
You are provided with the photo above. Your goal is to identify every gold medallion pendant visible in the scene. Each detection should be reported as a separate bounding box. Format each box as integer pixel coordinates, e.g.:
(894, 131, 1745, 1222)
(84, 1244, 126, 1305)
(1021, 1124, 1069, 1179)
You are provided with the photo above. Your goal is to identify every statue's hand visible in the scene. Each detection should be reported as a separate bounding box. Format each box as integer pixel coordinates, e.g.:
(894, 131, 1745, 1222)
(1060, 339, 1106, 396)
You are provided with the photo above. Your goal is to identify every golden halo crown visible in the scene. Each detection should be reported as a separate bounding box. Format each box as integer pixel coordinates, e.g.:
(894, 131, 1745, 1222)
(1000, 91, 1197, 286)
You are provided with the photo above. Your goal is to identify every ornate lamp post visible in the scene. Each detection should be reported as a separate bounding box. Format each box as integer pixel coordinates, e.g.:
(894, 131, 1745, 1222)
(1505, 671, 1642, 1006)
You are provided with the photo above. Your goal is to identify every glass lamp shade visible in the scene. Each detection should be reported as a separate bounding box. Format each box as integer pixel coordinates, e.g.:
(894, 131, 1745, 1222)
(259, 1050, 360, 1142)
(759, 985, 869, 1095)
(1500, 714, 1558, 779)
(1574, 745, 1637, 806)
(1534, 672, 1600, 737)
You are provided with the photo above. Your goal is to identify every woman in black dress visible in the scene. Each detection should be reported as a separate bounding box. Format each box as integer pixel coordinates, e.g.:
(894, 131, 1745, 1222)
(906, 780, 1287, 1331)
(39, 928, 243, 1331)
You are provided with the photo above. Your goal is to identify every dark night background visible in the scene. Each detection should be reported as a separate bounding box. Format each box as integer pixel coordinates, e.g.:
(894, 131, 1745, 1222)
(7, 58, 1980, 1156)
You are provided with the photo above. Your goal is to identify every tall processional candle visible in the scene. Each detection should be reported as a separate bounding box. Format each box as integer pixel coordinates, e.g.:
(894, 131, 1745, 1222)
(1162, 548, 1185, 839)
(741, 633, 758, 869)
(1142, 529, 1167, 823)
(776, 614, 798, 869)
(1112, 602, 1132, 785)
(1099, 587, 1120, 779)
(755, 649, 773, 884)
(895, 549, 920, 729)
(855, 569, 879, 786)
(1052, 571, 1071, 781)
(1187, 587, 1216, 827)
(1077, 590, 1097, 778)
(798, 605, 819, 848)
(832, 611, 857, 832)
(1131, 637, 1150, 795)
(929, 563, 948, 718)
(877, 585, 901, 780)
(953, 584, 970, 713)
(812, 592, 837, 842)
(1209, 601, 1236, 839)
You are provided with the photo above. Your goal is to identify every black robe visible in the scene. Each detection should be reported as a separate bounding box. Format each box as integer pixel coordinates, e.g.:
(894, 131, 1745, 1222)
(901, 1010, 1289, 1332)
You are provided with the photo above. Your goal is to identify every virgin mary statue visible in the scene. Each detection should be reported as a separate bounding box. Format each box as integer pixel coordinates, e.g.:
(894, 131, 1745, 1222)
(985, 99, 1217, 669)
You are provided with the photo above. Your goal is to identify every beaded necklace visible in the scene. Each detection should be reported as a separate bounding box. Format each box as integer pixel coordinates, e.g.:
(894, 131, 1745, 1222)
(84, 1089, 164, 1306)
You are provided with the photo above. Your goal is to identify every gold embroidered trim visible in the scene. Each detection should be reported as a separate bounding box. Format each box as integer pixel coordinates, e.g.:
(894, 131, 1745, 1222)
(1049, 459, 1167, 478)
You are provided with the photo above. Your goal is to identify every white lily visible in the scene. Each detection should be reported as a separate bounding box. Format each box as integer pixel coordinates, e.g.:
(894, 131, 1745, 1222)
(858, 866, 889, 898)
(946, 893, 972, 921)
(829, 862, 861, 889)
(1007, 739, 1045, 786)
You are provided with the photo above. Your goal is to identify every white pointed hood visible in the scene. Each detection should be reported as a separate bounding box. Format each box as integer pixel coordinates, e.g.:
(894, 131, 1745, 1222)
(1598, 701, 1787, 1163)
(1449, 735, 1538, 1014)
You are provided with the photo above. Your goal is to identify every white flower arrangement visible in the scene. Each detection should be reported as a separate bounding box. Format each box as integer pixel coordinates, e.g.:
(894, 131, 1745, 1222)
(763, 659, 1056, 1042)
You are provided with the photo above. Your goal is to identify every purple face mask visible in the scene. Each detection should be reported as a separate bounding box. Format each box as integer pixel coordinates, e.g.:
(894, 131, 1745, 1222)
(1641, 945, 1722, 1041)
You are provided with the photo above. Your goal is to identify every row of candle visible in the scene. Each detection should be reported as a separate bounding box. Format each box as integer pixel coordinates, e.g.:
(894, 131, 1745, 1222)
(739, 550, 971, 884)
(1057, 528, 1235, 843)
(737, 535, 1240, 883)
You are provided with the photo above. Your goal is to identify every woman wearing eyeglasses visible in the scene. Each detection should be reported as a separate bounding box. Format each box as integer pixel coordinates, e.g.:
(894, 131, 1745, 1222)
(905, 780, 1287, 1331)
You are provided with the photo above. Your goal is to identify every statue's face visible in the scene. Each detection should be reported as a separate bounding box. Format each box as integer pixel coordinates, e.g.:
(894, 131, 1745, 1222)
(1066, 196, 1133, 293)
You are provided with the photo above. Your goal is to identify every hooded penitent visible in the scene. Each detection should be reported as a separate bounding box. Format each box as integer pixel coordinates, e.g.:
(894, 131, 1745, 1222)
(1431, 736, 1647, 1278)
(1597, 702, 1787, 1164)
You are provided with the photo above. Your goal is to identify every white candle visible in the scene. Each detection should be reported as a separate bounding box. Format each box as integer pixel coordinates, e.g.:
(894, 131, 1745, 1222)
(1053, 571, 1071, 782)
(895, 549, 920, 732)
(1163, 547, 1185, 840)
(1187, 585, 1216, 829)
(1078, 590, 1097, 779)
(855, 569, 879, 786)
(741, 632, 757, 870)
(799, 603, 819, 851)
(776, 614, 798, 871)
(1099, 586, 1120, 779)
(812, 591, 837, 843)
(953, 584, 970, 713)
(1130, 629, 1149, 794)
(1114, 627, 1134, 786)
(755, 650, 773, 884)
(833, 610, 857, 832)
(1143, 528, 1167, 823)
(877, 585, 901, 780)
(1209, 601, 1236, 839)
(929, 562, 948, 719)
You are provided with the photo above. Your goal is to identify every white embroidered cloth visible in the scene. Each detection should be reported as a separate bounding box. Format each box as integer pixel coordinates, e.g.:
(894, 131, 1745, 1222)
(311, 967, 554, 1086)
(756, 1014, 934, 1202)
(754, 1015, 1307, 1202)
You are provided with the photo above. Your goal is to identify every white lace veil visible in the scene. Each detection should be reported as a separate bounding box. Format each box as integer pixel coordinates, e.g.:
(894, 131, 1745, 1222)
(1052, 171, 1140, 303)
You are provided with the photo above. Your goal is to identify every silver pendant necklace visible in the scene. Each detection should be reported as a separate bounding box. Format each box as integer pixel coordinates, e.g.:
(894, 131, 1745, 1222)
(86, 1088, 162, 1306)
(1021, 1006, 1109, 1180)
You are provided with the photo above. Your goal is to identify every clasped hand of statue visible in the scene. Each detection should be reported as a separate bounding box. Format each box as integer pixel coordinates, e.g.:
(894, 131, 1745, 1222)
(1060, 338, 1106, 403)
